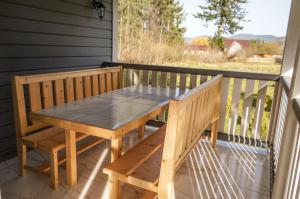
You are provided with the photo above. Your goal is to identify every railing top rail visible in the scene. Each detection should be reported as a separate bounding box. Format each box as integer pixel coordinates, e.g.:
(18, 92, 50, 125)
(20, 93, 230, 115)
(293, 98, 300, 123)
(103, 62, 280, 81)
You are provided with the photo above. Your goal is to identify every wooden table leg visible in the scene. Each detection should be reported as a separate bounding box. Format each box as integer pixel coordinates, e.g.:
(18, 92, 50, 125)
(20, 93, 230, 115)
(211, 120, 219, 149)
(138, 123, 145, 139)
(65, 129, 77, 187)
(109, 137, 123, 199)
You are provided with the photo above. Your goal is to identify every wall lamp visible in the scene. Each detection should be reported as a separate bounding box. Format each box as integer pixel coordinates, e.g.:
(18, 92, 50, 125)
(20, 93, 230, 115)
(94, 0, 105, 19)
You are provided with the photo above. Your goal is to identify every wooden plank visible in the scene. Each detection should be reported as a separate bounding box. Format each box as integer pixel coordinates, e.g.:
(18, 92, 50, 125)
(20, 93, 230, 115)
(65, 129, 77, 187)
(99, 74, 106, 93)
(143, 70, 149, 86)
(106, 72, 112, 92)
(219, 78, 230, 132)
(104, 127, 165, 175)
(228, 78, 242, 136)
(160, 72, 167, 88)
(92, 75, 99, 96)
(105, 62, 279, 81)
(133, 69, 140, 85)
(138, 124, 146, 139)
(17, 67, 122, 84)
(190, 74, 197, 89)
(54, 80, 65, 105)
(125, 69, 132, 87)
(170, 73, 177, 89)
(240, 80, 255, 138)
(112, 72, 119, 90)
(42, 81, 54, 108)
(50, 151, 58, 189)
(200, 75, 208, 84)
(74, 77, 83, 100)
(29, 82, 42, 111)
(83, 76, 92, 98)
(151, 71, 158, 87)
(179, 73, 187, 89)
(12, 77, 28, 135)
(253, 81, 268, 140)
(65, 78, 74, 102)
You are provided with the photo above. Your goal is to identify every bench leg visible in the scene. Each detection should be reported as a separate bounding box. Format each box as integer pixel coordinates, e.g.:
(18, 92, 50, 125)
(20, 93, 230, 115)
(16, 137, 27, 176)
(50, 150, 59, 189)
(138, 124, 145, 139)
(108, 176, 120, 199)
(211, 119, 219, 149)
(65, 129, 77, 187)
(110, 137, 123, 199)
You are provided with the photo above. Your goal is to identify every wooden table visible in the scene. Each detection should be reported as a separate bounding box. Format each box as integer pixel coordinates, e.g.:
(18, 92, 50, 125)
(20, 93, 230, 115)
(30, 85, 188, 187)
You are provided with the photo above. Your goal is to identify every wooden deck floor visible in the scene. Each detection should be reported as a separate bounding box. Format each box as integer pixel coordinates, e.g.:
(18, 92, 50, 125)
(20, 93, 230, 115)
(0, 127, 270, 199)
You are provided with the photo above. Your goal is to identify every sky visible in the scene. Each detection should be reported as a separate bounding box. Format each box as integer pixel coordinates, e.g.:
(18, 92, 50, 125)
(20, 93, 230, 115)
(179, 0, 292, 38)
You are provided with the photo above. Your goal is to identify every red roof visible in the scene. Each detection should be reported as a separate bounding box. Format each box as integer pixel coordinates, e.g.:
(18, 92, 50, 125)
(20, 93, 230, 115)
(225, 39, 250, 49)
(184, 45, 208, 51)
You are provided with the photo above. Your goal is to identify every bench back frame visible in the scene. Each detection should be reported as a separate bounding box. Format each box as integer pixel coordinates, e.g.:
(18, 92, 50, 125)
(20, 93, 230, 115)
(12, 66, 123, 137)
(158, 75, 223, 198)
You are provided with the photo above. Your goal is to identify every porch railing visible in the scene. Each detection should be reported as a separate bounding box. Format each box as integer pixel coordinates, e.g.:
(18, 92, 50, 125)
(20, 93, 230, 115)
(271, 76, 300, 198)
(103, 62, 280, 148)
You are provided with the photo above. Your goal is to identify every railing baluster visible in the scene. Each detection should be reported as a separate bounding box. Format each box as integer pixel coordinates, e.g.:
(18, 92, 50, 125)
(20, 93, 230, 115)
(228, 78, 242, 139)
(142, 70, 149, 86)
(190, 74, 197, 89)
(240, 79, 255, 141)
(180, 73, 187, 89)
(160, 72, 167, 88)
(170, 73, 177, 89)
(151, 71, 158, 86)
(253, 81, 268, 142)
(200, 75, 207, 84)
(219, 77, 230, 132)
(132, 69, 140, 85)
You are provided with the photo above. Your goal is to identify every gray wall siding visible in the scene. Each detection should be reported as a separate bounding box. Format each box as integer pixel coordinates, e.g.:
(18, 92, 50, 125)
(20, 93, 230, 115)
(0, 0, 113, 161)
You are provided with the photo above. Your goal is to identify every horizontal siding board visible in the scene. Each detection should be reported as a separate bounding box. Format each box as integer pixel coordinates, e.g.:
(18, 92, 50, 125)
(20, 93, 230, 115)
(0, 136, 16, 153)
(61, 0, 112, 10)
(0, 57, 111, 72)
(0, 99, 12, 112)
(0, 65, 110, 85)
(0, 0, 113, 162)
(0, 112, 14, 126)
(0, 30, 112, 47)
(0, 125, 15, 140)
(0, 16, 112, 38)
(0, 86, 12, 100)
(1, 0, 112, 19)
(0, 46, 111, 58)
(0, 1, 112, 29)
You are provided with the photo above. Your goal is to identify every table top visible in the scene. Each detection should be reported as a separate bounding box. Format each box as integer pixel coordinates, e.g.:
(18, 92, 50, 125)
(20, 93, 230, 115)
(33, 85, 188, 131)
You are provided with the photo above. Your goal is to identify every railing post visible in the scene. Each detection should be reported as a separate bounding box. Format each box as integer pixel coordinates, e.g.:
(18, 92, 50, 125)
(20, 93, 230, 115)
(272, 102, 298, 199)
(268, 80, 282, 146)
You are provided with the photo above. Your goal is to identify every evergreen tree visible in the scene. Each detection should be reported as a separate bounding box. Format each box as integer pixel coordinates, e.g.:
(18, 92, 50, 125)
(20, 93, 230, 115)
(154, 0, 186, 44)
(194, 0, 248, 51)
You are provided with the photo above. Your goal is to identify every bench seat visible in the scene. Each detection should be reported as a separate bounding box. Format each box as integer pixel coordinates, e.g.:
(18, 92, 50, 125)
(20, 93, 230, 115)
(22, 127, 89, 152)
(104, 125, 166, 194)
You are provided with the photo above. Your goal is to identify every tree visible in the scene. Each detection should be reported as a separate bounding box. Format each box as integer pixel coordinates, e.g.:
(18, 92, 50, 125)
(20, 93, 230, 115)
(153, 0, 186, 44)
(194, 0, 248, 51)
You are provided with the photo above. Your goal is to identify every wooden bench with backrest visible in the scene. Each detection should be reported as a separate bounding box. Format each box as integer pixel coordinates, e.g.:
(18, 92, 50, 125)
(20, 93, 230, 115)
(12, 66, 123, 189)
(103, 74, 223, 199)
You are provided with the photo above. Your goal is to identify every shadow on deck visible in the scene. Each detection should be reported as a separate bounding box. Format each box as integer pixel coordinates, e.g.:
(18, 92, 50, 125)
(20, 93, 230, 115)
(0, 127, 269, 199)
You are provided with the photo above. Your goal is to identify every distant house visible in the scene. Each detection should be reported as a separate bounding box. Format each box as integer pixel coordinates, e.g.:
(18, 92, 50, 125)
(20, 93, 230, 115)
(184, 45, 208, 55)
(225, 39, 250, 59)
(225, 39, 250, 49)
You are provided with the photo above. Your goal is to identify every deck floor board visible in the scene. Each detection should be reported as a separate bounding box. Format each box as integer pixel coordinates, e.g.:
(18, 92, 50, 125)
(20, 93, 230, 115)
(0, 127, 270, 199)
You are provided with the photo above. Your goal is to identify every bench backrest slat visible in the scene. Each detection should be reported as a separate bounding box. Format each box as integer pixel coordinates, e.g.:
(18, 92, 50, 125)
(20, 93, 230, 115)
(158, 74, 223, 198)
(12, 66, 122, 136)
